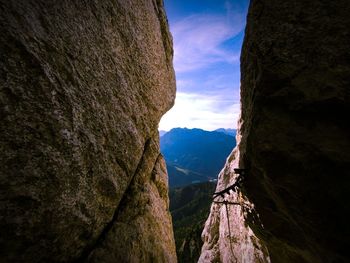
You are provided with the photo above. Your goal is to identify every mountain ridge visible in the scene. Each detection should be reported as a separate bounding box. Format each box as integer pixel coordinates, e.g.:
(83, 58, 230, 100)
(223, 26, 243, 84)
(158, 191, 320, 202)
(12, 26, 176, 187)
(160, 127, 236, 187)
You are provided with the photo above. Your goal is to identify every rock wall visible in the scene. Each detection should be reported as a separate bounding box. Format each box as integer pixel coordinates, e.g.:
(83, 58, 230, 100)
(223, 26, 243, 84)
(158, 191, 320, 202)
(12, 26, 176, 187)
(201, 0, 350, 262)
(0, 0, 177, 262)
(200, 146, 270, 263)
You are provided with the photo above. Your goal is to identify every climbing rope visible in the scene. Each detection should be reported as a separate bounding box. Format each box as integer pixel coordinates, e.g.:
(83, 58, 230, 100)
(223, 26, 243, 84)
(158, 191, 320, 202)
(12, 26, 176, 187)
(212, 168, 247, 263)
(225, 200, 237, 263)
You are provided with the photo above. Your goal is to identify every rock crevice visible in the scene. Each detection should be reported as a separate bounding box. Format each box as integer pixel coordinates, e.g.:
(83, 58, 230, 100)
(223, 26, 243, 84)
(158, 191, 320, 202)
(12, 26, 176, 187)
(74, 137, 154, 262)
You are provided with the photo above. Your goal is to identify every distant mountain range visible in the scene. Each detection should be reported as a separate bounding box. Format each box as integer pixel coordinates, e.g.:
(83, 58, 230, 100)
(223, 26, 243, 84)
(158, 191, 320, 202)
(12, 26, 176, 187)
(159, 130, 168, 137)
(169, 182, 216, 262)
(163, 128, 236, 260)
(160, 128, 236, 137)
(160, 128, 236, 188)
(214, 128, 237, 137)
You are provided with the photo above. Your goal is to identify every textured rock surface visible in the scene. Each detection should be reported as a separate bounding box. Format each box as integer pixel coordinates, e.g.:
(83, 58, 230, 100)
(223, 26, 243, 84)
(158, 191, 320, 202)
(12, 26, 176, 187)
(84, 139, 176, 262)
(0, 0, 176, 262)
(239, 1, 350, 262)
(200, 146, 270, 263)
(201, 0, 350, 262)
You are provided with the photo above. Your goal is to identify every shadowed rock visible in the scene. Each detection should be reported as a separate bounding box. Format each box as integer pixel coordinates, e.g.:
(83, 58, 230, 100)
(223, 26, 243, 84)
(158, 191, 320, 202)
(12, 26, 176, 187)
(239, 0, 350, 262)
(201, 0, 350, 262)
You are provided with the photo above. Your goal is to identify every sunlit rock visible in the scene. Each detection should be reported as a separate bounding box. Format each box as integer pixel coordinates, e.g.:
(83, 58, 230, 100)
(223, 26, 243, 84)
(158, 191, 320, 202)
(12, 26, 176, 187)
(0, 0, 176, 262)
(199, 135, 270, 263)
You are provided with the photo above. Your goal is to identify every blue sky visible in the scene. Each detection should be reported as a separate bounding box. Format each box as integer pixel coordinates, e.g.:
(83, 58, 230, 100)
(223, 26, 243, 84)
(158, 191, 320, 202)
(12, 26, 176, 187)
(159, 0, 249, 131)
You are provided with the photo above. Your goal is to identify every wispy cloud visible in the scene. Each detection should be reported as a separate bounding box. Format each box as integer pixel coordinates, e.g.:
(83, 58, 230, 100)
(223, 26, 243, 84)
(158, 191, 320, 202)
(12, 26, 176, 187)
(160, 0, 248, 131)
(159, 92, 240, 131)
(171, 6, 245, 73)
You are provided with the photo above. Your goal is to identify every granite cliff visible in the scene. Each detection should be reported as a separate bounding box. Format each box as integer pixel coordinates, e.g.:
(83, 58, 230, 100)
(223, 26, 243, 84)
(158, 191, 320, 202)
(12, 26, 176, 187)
(201, 0, 350, 262)
(0, 0, 176, 262)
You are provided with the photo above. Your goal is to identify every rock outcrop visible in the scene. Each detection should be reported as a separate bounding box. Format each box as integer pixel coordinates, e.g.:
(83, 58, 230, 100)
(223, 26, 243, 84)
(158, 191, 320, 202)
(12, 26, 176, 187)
(201, 0, 350, 262)
(0, 0, 177, 262)
(200, 146, 270, 263)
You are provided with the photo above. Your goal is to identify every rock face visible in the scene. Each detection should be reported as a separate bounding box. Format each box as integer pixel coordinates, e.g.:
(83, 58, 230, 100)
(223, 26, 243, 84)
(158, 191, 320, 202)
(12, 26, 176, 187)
(199, 147, 270, 263)
(201, 0, 350, 262)
(0, 0, 176, 262)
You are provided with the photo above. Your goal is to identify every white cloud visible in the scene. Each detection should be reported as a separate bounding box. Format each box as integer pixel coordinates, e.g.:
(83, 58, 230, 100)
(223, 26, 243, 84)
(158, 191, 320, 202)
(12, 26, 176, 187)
(176, 79, 195, 90)
(161, 1, 247, 131)
(171, 9, 245, 73)
(159, 92, 240, 131)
